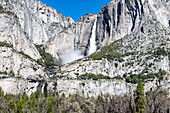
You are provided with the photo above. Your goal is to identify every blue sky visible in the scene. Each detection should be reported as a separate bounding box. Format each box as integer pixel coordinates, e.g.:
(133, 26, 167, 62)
(40, 0, 112, 22)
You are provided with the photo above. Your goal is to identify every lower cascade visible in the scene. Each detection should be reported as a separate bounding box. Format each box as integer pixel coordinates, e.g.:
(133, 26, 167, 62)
(88, 18, 97, 56)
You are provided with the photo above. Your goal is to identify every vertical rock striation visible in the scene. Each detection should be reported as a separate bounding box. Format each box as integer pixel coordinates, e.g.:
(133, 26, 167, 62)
(0, 0, 169, 97)
(0, 0, 70, 44)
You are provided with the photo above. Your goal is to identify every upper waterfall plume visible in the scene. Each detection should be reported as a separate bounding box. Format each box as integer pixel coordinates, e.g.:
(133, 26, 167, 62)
(88, 18, 97, 55)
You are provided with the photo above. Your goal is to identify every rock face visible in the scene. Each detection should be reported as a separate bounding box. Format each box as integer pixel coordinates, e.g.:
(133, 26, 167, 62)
(66, 17, 75, 24)
(47, 78, 169, 97)
(0, 14, 40, 60)
(0, 10, 45, 78)
(49, 80, 134, 97)
(0, 78, 39, 96)
(46, 0, 170, 63)
(45, 14, 97, 62)
(58, 21, 170, 78)
(55, 0, 170, 79)
(53, 0, 170, 96)
(0, 0, 47, 95)
(0, 0, 169, 97)
(0, 0, 69, 44)
(95, 0, 170, 47)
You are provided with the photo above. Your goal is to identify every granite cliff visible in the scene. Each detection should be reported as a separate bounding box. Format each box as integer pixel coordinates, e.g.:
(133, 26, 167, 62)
(0, 0, 169, 97)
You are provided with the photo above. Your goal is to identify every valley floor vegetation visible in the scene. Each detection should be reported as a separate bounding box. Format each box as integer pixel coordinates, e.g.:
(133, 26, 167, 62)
(0, 82, 169, 113)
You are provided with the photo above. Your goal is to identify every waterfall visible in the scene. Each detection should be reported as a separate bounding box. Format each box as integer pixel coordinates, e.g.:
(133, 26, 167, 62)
(61, 18, 97, 64)
(88, 18, 97, 56)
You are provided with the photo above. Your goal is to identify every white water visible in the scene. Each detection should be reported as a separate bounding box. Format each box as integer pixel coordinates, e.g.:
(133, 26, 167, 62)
(61, 50, 84, 65)
(88, 18, 97, 55)
(61, 18, 97, 65)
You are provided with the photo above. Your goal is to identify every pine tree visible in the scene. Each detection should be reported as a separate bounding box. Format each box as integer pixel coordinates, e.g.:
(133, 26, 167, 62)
(22, 92, 28, 101)
(16, 99, 24, 113)
(135, 81, 146, 113)
(0, 87, 4, 97)
(46, 96, 55, 113)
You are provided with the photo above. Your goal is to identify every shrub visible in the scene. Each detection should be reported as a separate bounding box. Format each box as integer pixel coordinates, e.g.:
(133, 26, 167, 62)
(16, 76, 22, 79)
(1, 76, 8, 79)
(123, 73, 127, 78)
(154, 47, 168, 56)
(40, 79, 45, 83)
(35, 44, 57, 67)
(78, 73, 111, 80)
(114, 63, 118, 68)
(0, 41, 13, 48)
(0, 5, 3, 10)
(0, 6, 17, 18)
(88, 39, 124, 61)
(19, 51, 33, 60)
(9, 70, 15, 77)
(0, 87, 4, 97)
(125, 70, 167, 84)
(125, 76, 132, 82)
(0, 71, 7, 74)
(113, 75, 123, 80)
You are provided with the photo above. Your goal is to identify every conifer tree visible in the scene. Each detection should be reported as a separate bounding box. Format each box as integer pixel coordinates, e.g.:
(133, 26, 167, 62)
(0, 87, 4, 97)
(135, 81, 146, 113)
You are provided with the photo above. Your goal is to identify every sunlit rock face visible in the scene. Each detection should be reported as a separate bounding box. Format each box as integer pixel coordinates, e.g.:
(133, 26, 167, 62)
(0, 10, 45, 77)
(52, 0, 170, 96)
(0, 9, 46, 95)
(46, 0, 170, 64)
(0, 0, 70, 44)
(45, 14, 97, 63)
(96, 0, 170, 47)
(0, 0, 169, 97)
